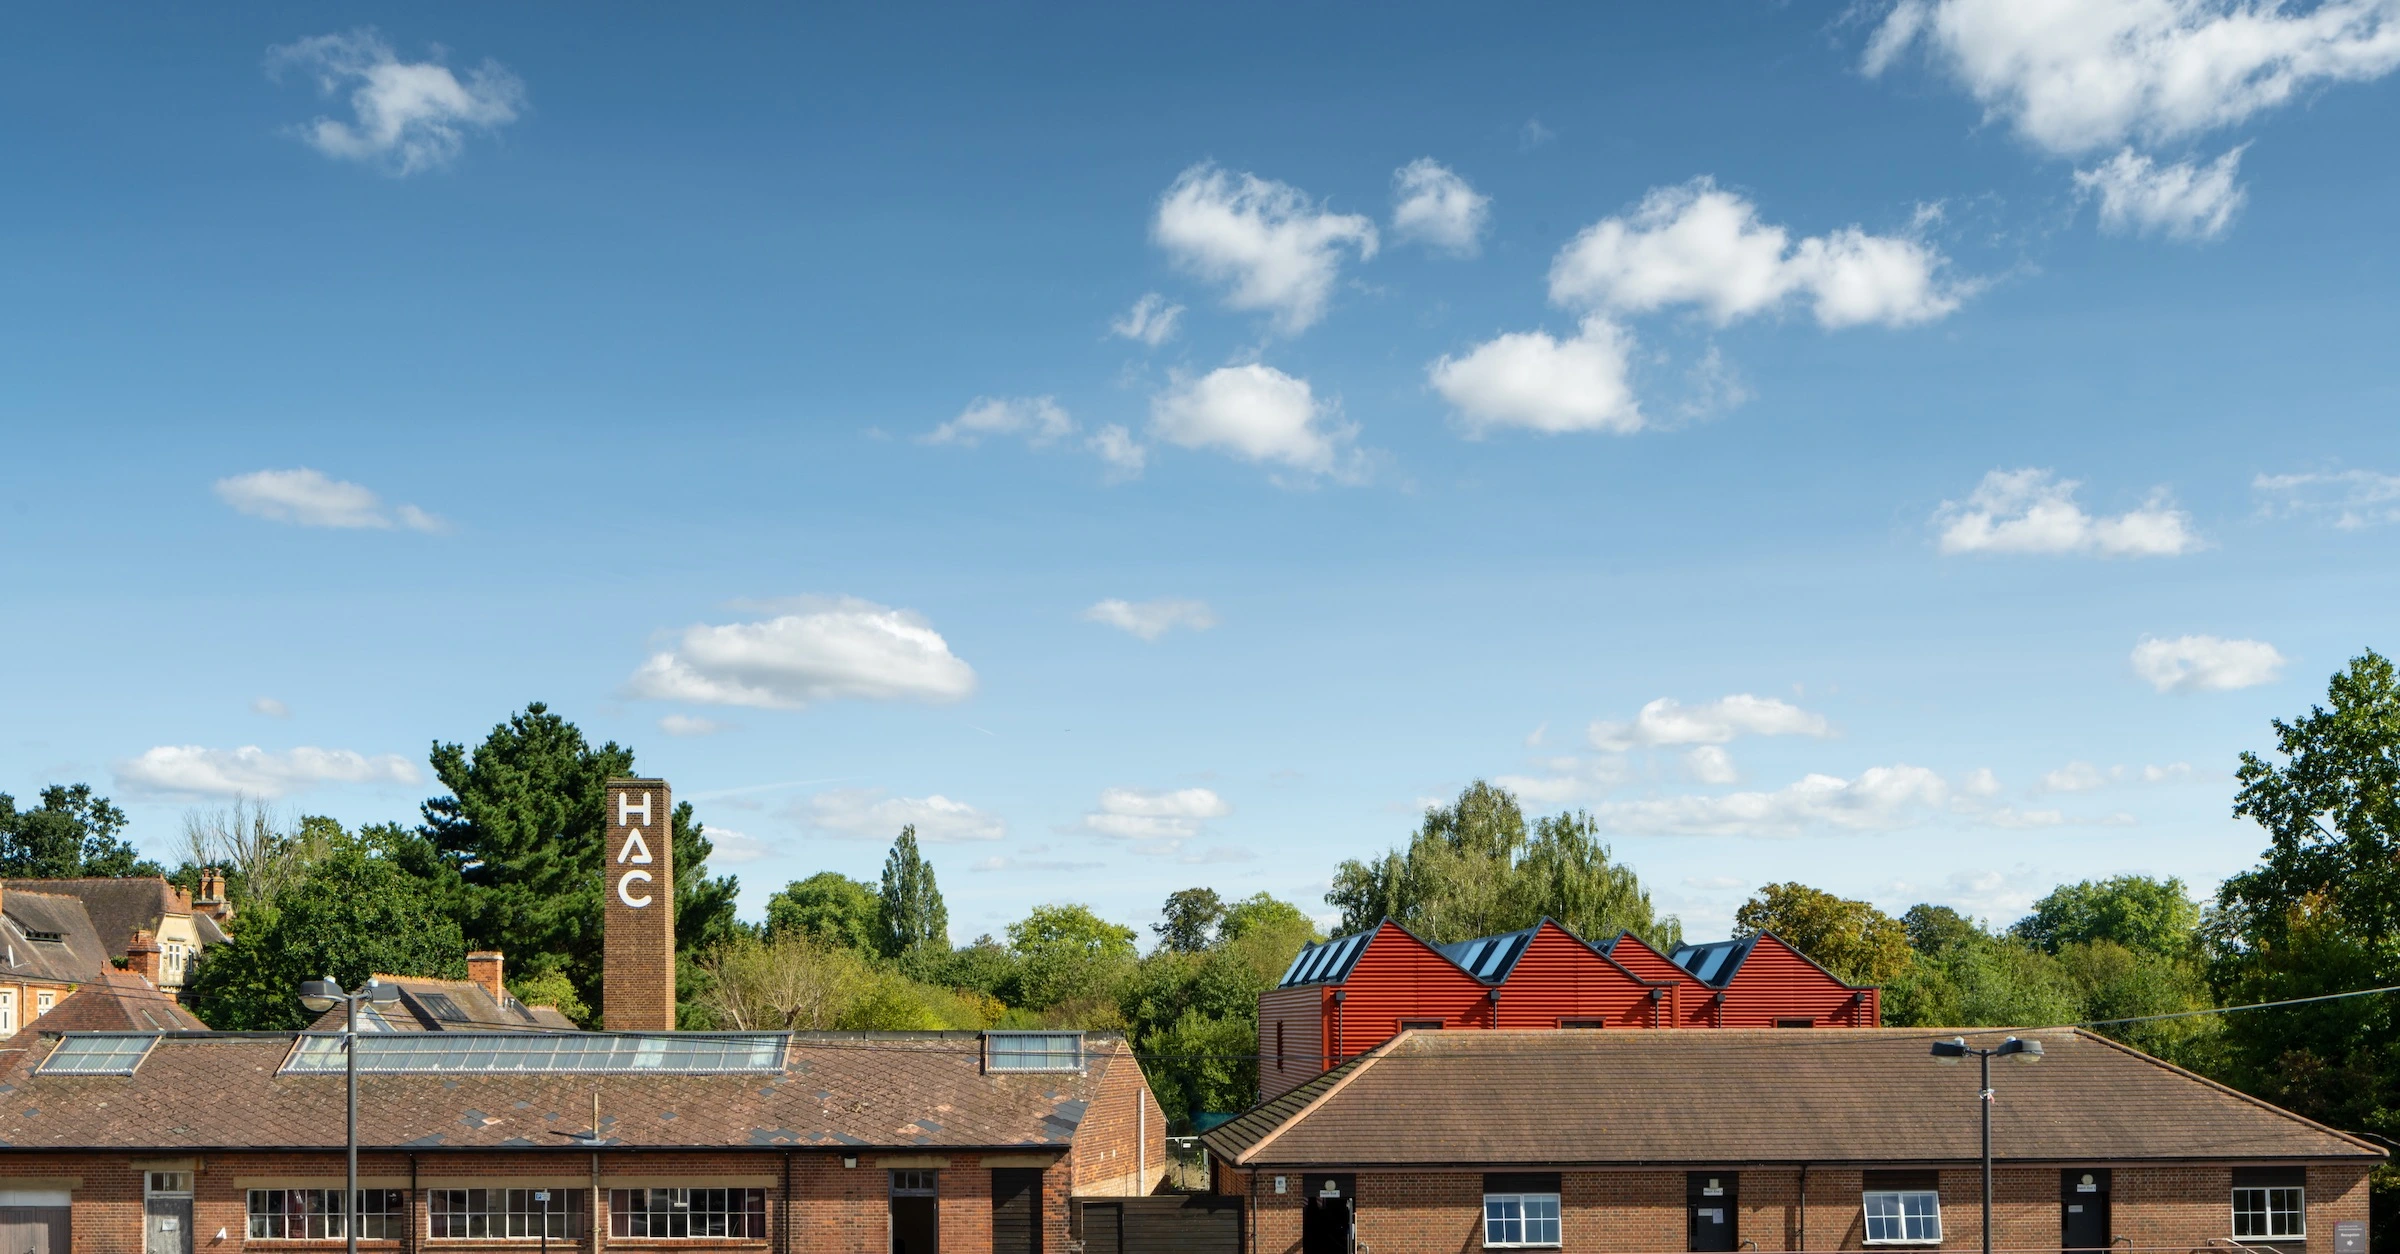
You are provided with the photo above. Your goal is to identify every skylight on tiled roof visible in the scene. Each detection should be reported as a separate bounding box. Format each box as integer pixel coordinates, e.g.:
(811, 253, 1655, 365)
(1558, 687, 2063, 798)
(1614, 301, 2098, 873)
(984, 1032, 1082, 1073)
(415, 992, 468, 1023)
(39, 1033, 158, 1075)
(280, 1032, 787, 1075)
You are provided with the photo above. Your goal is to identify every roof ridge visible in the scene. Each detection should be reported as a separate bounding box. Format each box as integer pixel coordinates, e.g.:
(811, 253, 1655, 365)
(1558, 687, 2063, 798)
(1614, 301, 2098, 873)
(2064, 1027, 2387, 1157)
(1234, 1030, 1410, 1166)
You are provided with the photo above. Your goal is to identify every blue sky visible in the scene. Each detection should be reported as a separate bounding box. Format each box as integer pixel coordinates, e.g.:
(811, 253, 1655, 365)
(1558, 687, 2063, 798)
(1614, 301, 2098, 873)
(5, 2, 2398, 944)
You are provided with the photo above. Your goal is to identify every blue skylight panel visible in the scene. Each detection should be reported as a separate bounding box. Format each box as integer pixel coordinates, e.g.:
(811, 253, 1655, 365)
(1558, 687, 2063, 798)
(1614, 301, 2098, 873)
(40, 1033, 159, 1075)
(279, 1032, 786, 1075)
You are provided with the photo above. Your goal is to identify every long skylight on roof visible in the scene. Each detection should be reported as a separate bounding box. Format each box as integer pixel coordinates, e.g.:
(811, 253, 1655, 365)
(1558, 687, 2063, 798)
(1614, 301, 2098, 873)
(40, 1033, 159, 1075)
(280, 1032, 787, 1075)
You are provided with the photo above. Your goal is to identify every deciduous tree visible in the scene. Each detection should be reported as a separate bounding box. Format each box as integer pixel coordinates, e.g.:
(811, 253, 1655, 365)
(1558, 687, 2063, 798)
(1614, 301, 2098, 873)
(876, 827, 948, 959)
(0, 784, 157, 879)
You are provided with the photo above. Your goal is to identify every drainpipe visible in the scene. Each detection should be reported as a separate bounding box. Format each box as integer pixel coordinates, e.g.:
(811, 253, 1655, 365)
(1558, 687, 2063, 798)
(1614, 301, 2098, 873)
(1797, 1163, 1810, 1252)
(1486, 988, 1500, 1028)
(407, 1155, 418, 1254)
(780, 1152, 792, 1254)
(1331, 990, 1345, 1063)
(1248, 1169, 1258, 1254)
(1138, 1084, 1148, 1192)
(590, 1153, 602, 1254)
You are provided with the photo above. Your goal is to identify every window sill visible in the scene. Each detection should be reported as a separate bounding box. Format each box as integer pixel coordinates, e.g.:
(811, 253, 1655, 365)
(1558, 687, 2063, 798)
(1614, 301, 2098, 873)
(1483, 1246, 1563, 1251)
(1863, 1241, 1944, 1247)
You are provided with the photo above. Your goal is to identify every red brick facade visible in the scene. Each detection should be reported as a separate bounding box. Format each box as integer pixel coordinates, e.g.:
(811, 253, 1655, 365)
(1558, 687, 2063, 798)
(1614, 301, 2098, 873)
(1219, 1162, 2374, 1254)
(601, 779, 675, 1031)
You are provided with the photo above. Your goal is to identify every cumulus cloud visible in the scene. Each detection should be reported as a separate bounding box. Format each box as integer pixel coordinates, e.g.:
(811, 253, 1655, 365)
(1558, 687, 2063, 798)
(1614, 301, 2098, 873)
(252, 697, 291, 718)
(1153, 164, 1378, 334)
(2255, 469, 2400, 528)
(2075, 147, 2248, 240)
(2040, 760, 2193, 791)
(799, 788, 1005, 843)
(1391, 159, 1491, 257)
(658, 714, 727, 737)
(1684, 746, 1741, 785)
(1590, 695, 1834, 750)
(267, 29, 525, 175)
(1548, 179, 1966, 330)
(215, 468, 445, 532)
(1110, 293, 1184, 347)
(1083, 786, 1232, 855)
(1083, 598, 1218, 641)
(117, 745, 419, 800)
(2131, 634, 2286, 692)
(1933, 468, 2201, 557)
(1087, 425, 1147, 481)
(1862, 0, 2400, 156)
(626, 597, 976, 709)
(923, 396, 1074, 447)
(1150, 365, 1360, 479)
(1429, 316, 1643, 436)
(705, 827, 772, 864)
(1598, 764, 1952, 837)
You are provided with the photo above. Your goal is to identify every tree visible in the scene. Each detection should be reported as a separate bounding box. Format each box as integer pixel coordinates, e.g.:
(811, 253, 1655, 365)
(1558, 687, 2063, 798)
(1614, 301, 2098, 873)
(1327, 781, 1680, 948)
(1901, 904, 1984, 957)
(418, 703, 737, 1020)
(876, 827, 948, 959)
(1154, 888, 1225, 953)
(177, 800, 333, 909)
(766, 872, 880, 950)
(1006, 903, 1137, 1013)
(1732, 883, 1913, 985)
(2015, 876, 2200, 958)
(0, 784, 158, 879)
(183, 828, 467, 1030)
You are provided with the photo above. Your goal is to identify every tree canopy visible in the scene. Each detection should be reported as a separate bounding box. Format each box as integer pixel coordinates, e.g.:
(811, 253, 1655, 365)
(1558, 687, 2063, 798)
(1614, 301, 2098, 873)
(1153, 887, 1225, 953)
(876, 827, 949, 959)
(1732, 882, 1914, 984)
(766, 872, 880, 950)
(2015, 875, 2200, 957)
(0, 784, 158, 879)
(1327, 780, 1680, 948)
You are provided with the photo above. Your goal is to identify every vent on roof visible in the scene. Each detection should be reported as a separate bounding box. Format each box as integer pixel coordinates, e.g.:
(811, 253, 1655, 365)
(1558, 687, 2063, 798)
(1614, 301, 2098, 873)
(39, 1033, 158, 1076)
(415, 992, 469, 1023)
(984, 1031, 1082, 1073)
(281, 1032, 787, 1075)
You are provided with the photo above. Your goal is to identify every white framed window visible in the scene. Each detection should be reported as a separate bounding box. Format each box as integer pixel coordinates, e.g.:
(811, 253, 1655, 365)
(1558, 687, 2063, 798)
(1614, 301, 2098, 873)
(2232, 1187, 2304, 1239)
(428, 1188, 586, 1239)
(148, 1172, 194, 1197)
(0, 988, 17, 1036)
(1483, 1193, 1561, 1248)
(246, 1189, 406, 1240)
(1864, 1191, 1943, 1244)
(34, 989, 55, 1016)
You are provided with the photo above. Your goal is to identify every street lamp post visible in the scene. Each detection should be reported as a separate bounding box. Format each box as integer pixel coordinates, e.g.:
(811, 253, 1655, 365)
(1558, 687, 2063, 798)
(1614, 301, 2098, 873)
(1930, 1035, 2045, 1254)
(299, 978, 402, 1254)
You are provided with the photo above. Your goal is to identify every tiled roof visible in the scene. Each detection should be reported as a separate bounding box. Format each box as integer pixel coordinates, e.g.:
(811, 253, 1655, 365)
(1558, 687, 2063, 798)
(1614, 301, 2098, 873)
(1203, 1028, 2384, 1167)
(1, 890, 114, 986)
(7, 879, 196, 957)
(305, 975, 576, 1034)
(0, 1030, 1124, 1153)
(1, 971, 205, 1036)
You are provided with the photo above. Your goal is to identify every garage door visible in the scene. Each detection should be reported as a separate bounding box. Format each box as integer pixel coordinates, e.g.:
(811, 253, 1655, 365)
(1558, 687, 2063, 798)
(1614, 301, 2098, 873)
(0, 1194, 71, 1254)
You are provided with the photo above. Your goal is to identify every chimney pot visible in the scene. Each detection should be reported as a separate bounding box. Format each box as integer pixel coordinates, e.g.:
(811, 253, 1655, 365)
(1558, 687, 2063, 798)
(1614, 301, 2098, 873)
(466, 951, 506, 1003)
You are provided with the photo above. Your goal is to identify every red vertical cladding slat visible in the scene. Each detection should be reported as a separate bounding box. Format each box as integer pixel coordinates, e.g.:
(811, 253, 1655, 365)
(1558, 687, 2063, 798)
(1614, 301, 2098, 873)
(1493, 923, 1655, 1028)
(1604, 932, 1714, 1026)
(1332, 921, 1487, 1057)
(1716, 934, 1870, 1026)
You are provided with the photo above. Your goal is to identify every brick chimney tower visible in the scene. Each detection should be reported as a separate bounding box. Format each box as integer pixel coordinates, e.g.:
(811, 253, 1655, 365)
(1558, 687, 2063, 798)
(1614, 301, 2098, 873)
(602, 778, 675, 1030)
(126, 930, 163, 986)
(466, 951, 506, 1003)
(194, 868, 229, 922)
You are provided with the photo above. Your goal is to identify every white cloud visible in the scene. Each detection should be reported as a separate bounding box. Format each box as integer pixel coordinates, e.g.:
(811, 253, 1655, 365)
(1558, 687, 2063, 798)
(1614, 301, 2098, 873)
(1083, 786, 1232, 854)
(1684, 746, 1740, 785)
(1110, 293, 1184, 347)
(1149, 365, 1360, 479)
(1548, 179, 1966, 330)
(706, 827, 772, 864)
(626, 597, 976, 709)
(267, 29, 525, 176)
(1590, 694, 1834, 750)
(252, 697, 291, 718)
(1391, 159, 1491, 257)
(1684, 875, 1746, 891)
(2040, 760, 2194, 791)
(1599, 764, 1952, 836)
(1963, 767, 2003, 797)
(2131, 634, 2286, 692)
(1082, 598, 1218, 641)
(799, 788, 1005, 843)
(215, 468, 445, 532)
(1519, 118, 1557, 151)
(1429, 316, 1644, 436)
(2255, 469, 2400, 528)
(117, 745, 418, 800)
(1152, 164, 1378, 334)
(1087, 425, 1147, 481)
(658, 714, 726, 737)
(1933, 468, 2201, 557)
(923, 396, 1074, 447)
(1862, 0, 2400, 156)
(1496, 755, 1637, 806)
(2076, 147, 2248, 240)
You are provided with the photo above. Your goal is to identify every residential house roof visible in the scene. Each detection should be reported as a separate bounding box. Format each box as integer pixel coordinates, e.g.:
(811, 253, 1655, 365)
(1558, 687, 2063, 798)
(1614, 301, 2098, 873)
(0, 1030, 1127, 1154)
(5, 878, 217, 955)
(305, 974, 579, 1034)
(1202, 1027, 2385, 1168)
(2, 969, 206, 1035)
(0, 890, 116, 987)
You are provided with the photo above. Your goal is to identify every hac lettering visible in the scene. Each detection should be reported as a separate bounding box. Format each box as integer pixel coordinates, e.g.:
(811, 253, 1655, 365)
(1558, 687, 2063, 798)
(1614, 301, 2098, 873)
(617, 869, 653, 908)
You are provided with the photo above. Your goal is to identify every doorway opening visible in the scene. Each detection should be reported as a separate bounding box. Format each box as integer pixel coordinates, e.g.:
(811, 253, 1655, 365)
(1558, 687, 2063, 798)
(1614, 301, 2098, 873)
(890, 1170, 938, 1254)
(1300, 1175, 1354, 1254)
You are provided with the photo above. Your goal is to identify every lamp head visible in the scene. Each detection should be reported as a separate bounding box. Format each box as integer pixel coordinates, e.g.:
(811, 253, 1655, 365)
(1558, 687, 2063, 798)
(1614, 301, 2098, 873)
(1999, 1036, 2044, 1063)
(365, 978, 401, 1005)
(297, 978, 341, 1013)
(1929, 1036, 1969, 1063)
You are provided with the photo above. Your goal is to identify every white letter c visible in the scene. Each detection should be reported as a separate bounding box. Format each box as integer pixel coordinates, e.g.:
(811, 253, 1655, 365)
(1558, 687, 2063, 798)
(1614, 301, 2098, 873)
(617, 869, 653, 908)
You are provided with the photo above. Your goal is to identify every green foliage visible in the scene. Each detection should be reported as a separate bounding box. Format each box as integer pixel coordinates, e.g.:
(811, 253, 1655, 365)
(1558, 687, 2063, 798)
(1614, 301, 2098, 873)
(1154, 887, 1225, 953)
(1882, 935, 2083, 1029)
(1007, 903, 1139, 1011)
(766, 872, 880, 950)
(1733, 882, 1914, 984)
(506, 968, 591, 1026)
(1901, 904, 1984, 957)
(1118, 893, 1318, 1125)
(183, 827, 467, 1030)
(418, 703, 737, 1022)
(1327, 780, 1681, 949)
(876, 827, 949, 958)
(0, 784, 159, 879)
(693, 933, 993, 1032)
(2015, 875, 2201, 958)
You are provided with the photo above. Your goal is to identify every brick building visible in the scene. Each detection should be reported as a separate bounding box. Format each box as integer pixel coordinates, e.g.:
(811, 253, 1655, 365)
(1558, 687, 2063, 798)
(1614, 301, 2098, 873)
(302, 953, 579, 1034)
(1206, 1027, 2383, 1254)
(0, 991, 1165, 1254)
(1259, 921, 1877, 1101)
(6, 876, 231, 1000)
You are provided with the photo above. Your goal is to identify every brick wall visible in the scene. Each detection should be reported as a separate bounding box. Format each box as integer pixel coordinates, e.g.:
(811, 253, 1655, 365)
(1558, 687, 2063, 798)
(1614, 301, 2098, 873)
(600, 778, 675, 1031)
(1221, 1162, 2379, 1254)
(1068, 1039, 1167, 1197)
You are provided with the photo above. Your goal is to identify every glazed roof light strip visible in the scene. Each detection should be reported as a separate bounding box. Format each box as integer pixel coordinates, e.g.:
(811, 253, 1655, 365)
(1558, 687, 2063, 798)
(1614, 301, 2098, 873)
(38, 1032, 161, 1076)
(279, 1031, 789, 1075)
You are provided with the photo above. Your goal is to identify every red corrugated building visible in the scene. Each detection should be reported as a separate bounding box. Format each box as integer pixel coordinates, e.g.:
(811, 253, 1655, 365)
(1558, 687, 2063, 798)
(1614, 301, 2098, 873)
(1259, 920, 1879, 1100)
